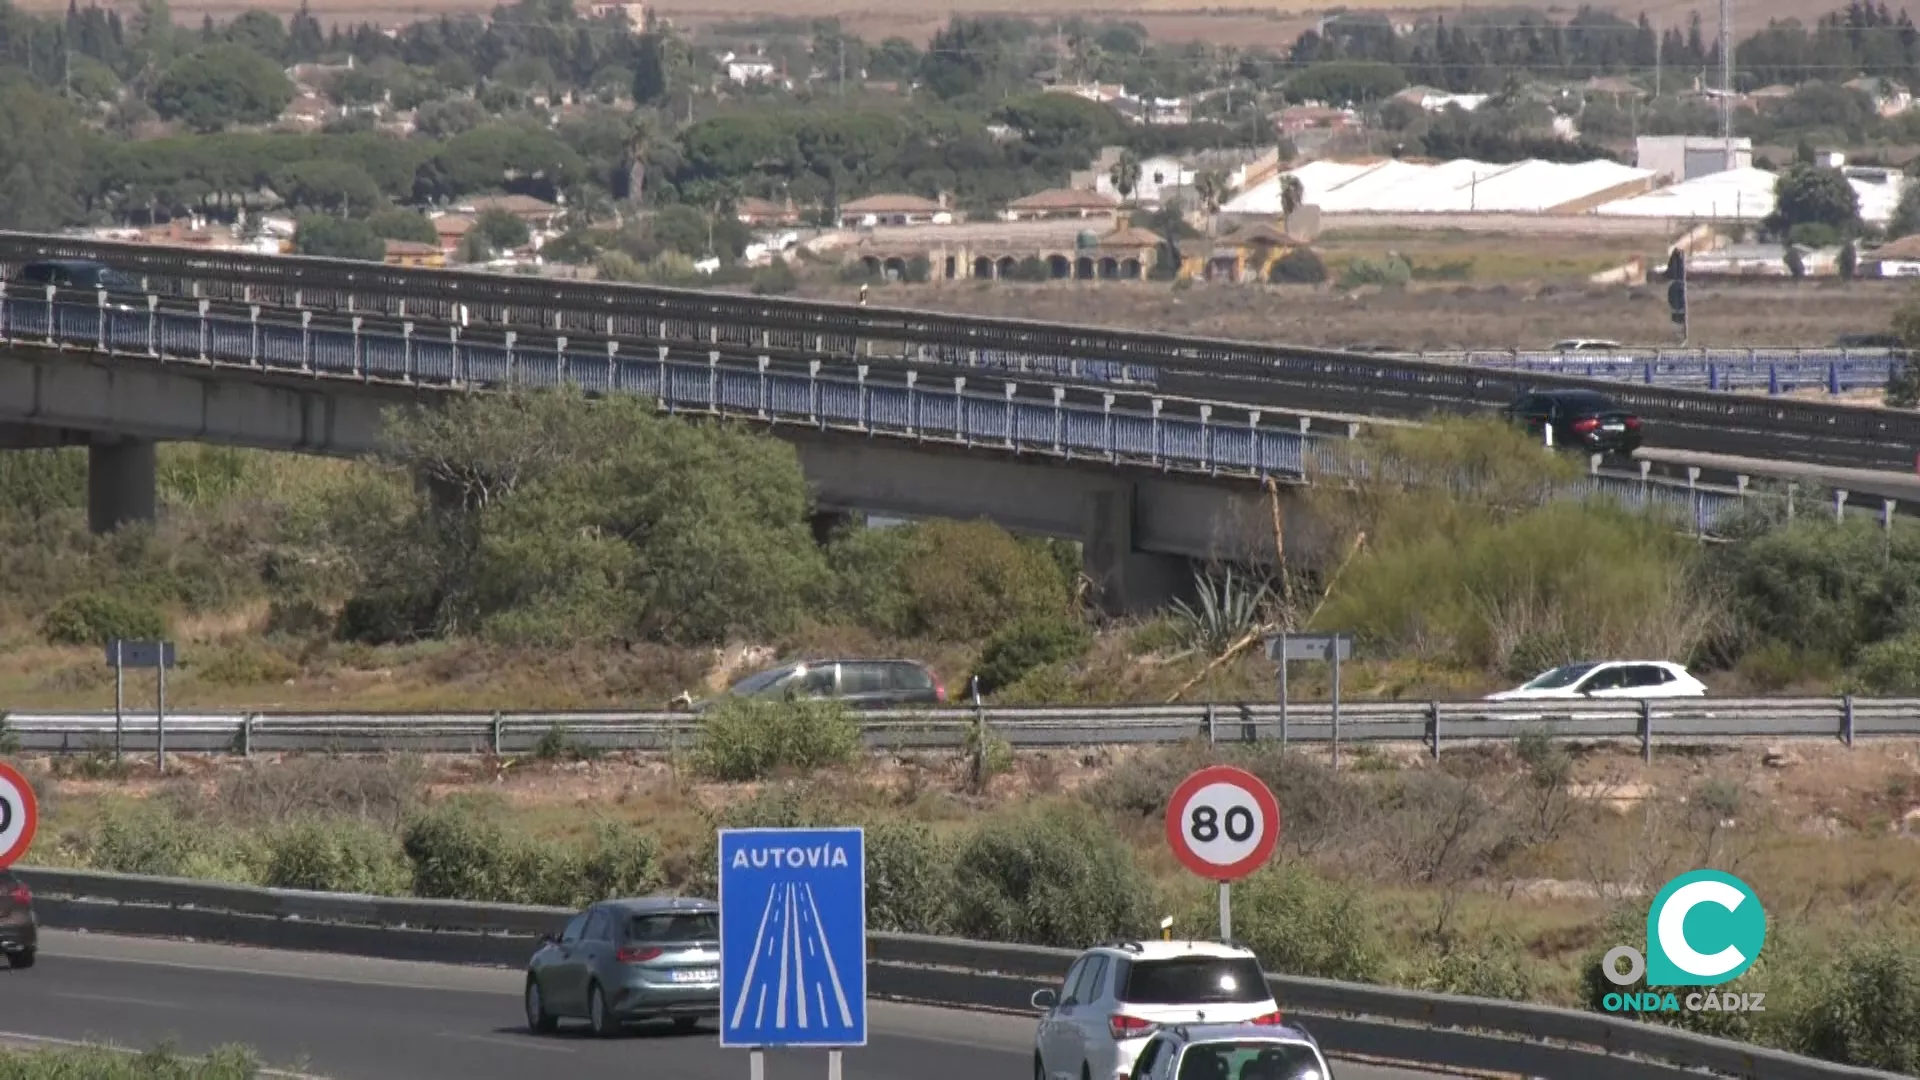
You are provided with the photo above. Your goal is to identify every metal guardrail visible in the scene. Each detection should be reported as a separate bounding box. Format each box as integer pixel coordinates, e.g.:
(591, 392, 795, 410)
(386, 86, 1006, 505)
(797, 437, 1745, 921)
(10, 866, 1905, 1080)
(0, 231, 1915, 472)
(6, 698, 1915, 758)
(1408, 350, 1902, 397)
(0, 292, 1767, 532)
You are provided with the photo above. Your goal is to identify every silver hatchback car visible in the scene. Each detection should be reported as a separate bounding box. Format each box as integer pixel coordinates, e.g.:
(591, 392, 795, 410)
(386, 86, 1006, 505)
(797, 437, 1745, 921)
(524, 897, 721, 1037)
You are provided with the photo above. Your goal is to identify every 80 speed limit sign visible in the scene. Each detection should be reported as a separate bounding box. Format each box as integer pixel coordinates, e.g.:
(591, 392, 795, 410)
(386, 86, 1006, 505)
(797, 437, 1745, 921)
(1165, 765, 1280, 882)
(0, 762, 38, 869)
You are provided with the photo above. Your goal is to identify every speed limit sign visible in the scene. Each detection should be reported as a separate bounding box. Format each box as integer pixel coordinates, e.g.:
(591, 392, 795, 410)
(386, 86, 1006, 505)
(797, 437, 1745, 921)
(0, 762, 38, 869)
(1165, 765, 1279, 882)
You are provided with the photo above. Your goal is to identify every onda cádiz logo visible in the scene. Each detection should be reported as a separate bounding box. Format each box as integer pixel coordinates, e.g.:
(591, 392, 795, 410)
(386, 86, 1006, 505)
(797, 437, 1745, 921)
(1600, 870, 1768, 1016)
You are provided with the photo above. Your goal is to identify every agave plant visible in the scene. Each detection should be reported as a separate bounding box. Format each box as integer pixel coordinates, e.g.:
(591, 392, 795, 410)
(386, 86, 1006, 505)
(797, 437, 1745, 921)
(1170, 567, 1273, 657)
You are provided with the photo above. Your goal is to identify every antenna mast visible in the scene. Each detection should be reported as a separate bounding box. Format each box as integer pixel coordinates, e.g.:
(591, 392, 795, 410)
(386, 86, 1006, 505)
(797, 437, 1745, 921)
(1719, 0, 1735, 169)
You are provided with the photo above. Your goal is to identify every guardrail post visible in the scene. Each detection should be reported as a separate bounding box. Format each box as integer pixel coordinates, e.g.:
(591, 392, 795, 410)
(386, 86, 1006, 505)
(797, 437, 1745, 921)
(809, 359, 823, 426)
(906, 371, 918, 437)
(503, 330, 516, 383)
(197, 298, 209, 359)
(1052, 387, 1065, 454)
(1842, 694, 1855, 748)
(492, 712, 505, 756)
(241, 713, 254, 757)
(1884, 498, 1897, 538)
(603, 339, 617, 391)
(95, 288, 107, 350)
(706, 349, 719, 409)
(656, 344, 668, 406)
(1239, 704, 1254, 743)
(1834, 489, 1849, 522)
(0, 281, 8, 340)
(351, 317, 364, 378)
(757, 356, 771, 419)
(1687, 466, 1701, 536)
(1249, 411, 1263, 476)
(1199, 404, 1214, 474)
(1205, 701, 1216, 744)
(858, 365, 871, 431)
(402, 321, 414, 382)
(292, 288, 302, 310)
(449, 324, 462, 383)
(302, 311, 314, 372)
(1151, 398, 1164, 467)
(1427, 700, 1440, 759)
(249, 304, 261, 365)
(1103, 393, 1116, 463)
(1787, 480, 1797, 522)
(955, 377, 968, 446)
(1004, 382, 1017, 448)
(42, 285, 55, 346)
(1640, 700, 1653, 764)
(145, 295, 158, 356)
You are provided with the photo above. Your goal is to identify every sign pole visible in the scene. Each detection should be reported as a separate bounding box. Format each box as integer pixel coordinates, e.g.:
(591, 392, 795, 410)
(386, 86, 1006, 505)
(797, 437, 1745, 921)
(156, 654, 167, 773)
(1277, 633, 1288, 752)
(1218, 882, 1232, 942)
(1330, 642, 1342, 770)
(113, 640, 124, 764)
(829, 1049, 843, 1080)
(748, 1049, 764, 1080)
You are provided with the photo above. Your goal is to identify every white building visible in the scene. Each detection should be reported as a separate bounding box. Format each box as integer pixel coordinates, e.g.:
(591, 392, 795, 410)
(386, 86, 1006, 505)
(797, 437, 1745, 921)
(1635, 136, 1753, 183)
(719, 52, 779, 85)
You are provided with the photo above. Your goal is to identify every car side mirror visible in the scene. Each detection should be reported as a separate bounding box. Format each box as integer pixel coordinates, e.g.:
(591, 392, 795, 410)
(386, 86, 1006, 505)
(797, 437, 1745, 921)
(1031, 988, 1057, 1011)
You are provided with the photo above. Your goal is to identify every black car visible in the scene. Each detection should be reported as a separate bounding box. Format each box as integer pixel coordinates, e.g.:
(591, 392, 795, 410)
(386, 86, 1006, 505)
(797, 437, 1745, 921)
(14, 258, 143, 295)
(0, 870, 36, 969)
(1505, 389, 1642, 456)
(695, 658, 948, 711)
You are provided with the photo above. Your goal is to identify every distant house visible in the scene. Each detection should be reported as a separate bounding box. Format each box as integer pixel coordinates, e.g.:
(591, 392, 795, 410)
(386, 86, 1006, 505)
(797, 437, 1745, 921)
(838, 194, 949, 227)
(1867, 234, 1920, 278)
(1003, 188, 1120, 222)
(720, 52, 780, 85)
(278, 92, 335, 131)
(736, 196, 802, 227)
(1391, 86, 1488, 112)
(1274, 105, 1356, 137)
(457, 194, 561, 230)
(1845, 76, 1914, 117)
(431, 214, 475, 255)
(586, 1, 646, 31)
(1582, 76, 1647, 102)
(384, 240, 445, 268)
(1074, 146, 1280, 208)
(1201, 222, 1302, 283)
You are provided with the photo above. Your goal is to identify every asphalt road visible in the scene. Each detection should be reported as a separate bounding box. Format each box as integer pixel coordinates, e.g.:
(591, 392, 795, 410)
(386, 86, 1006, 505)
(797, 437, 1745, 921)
(0, 932, 1451, 1080)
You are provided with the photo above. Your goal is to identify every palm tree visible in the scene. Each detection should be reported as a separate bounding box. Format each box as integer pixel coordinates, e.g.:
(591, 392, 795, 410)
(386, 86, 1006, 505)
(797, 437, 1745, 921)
(622, 111, 661, 205)
(1110, 151, 1142, 204)
(1192, 168, 1229, 236)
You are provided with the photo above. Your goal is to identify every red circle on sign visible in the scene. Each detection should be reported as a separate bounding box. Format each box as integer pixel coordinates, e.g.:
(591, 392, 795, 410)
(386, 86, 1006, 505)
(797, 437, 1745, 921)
(1165, 765, 1280, 882)
(0, 761, 38, 869)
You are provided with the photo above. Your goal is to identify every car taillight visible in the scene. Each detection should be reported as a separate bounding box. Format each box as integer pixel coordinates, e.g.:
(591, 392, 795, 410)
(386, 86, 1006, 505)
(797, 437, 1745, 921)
(1571, 417, 1600, 434)
(1108, 1014, 1153, 1040)
(617, 946, 663, 963)
(933, 677, 947, 703)
(1249, 1010, 1285, 1025)
(1624, 416, 1641, 429)
(8, 885, 28, 906)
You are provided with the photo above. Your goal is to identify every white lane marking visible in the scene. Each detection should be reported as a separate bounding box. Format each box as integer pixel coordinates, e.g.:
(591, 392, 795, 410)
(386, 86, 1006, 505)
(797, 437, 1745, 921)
(728, 883, 781, 1031)
(803, 883, 855, 1027)
(790, 882, 808, 1030)
(754, 984, 767, 1028)
(52, 991, 185, 1010)
(774, 884, 793, 1030)
(432, 1032, 576, 1054)
(816, 984, 828, 1028)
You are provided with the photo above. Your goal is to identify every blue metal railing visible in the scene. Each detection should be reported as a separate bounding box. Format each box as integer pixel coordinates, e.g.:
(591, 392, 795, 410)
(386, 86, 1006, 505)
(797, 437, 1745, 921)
(0, 290, 1760, 532)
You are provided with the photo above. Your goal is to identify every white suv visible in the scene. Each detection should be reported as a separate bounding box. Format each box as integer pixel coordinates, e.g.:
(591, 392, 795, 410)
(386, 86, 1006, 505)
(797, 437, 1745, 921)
(1031, 940, 1284, 1080)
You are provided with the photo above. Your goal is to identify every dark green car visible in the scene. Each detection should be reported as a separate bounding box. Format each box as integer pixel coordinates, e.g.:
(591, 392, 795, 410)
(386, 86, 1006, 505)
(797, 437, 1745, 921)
(524, 897, 720, 1037)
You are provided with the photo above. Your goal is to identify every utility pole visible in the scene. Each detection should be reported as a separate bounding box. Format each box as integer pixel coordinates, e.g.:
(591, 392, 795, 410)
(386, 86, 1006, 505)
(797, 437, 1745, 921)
(837, 36, 845, 98)
(1719, 0, 1735, 170)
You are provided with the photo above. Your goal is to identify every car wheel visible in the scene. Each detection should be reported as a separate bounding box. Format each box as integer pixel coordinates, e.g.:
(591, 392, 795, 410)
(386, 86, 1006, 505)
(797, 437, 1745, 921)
(588, 982, 619, 1038)
(6, 950, 33, 970)
(1032, 1053, 1046, 1080)
(672, 1016, 702, 1034)
(524, 978, 557, 1034)
(1081, 1065, 1092, 1080)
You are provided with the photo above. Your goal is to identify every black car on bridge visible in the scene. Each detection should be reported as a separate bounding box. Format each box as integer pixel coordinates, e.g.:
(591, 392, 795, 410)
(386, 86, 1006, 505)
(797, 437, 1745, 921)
(1504, 389, 1642, 457)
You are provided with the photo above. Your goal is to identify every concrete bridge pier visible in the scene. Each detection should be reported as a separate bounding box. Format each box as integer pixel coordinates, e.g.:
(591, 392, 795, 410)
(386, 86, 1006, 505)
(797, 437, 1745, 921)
(1083, 487, 1190, 616)
(87, 436, 158, 534)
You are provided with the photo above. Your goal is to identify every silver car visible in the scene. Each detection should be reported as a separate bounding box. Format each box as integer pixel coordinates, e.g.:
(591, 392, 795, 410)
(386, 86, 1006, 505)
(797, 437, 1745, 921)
(524, 897, 721, 1037)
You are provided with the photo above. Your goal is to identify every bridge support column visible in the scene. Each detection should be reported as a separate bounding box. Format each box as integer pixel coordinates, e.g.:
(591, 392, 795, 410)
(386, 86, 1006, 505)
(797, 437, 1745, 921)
(809, 509, 858, 545)
(87, 437, 158, 535)
(1082, 487, 1188, 615)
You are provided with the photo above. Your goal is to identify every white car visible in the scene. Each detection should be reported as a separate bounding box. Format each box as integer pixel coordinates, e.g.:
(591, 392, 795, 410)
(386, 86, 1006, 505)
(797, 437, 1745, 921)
(1126, 1021, 1334, 1080)
(1485, 660, 1707, 702)
(1032, 940, 1285, 1080)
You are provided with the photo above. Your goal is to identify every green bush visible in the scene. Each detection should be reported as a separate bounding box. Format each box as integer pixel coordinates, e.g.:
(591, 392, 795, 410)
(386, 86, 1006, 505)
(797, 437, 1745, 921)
(262, 818, 408, 895)
(75, 800, 261, 884)
(1268, 247, 1328, 284)
(399, 802, 662, 907)
(1412, 936, 1534, 999)
(40, 591, 167, 647)
(1338, 254, 1412, 288)
(973, 615, 1093, 695)
(263, 598, 333, 638)
(336, 586, 439, 645)
(949, 804, 1151, 947)
(195, 644, 299, 687)
(693, 696, 861, 782)
(1196, 863, 1385, 982)
(866, 820, 955, 934)
(752, 259, 798, 295)
(1792, 938, 1920, 1072)
(1709, 519, 1920, 663)
(828, 520, 1071, 640)
(0, 1043, 265, 1079)
(1853, 632, 1920, 693)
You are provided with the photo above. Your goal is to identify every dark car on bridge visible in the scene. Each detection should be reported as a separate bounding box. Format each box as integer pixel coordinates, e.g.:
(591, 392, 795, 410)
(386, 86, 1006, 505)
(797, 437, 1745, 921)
(0, 870, 37, 969)
(1504, 389, 1642, 457)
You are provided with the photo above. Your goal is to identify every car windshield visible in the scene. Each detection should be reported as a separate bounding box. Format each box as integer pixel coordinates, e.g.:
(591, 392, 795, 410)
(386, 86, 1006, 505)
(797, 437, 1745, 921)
(728, 666, 796, 695)
(1554, 392, 1619, 412)
(1177, 1042, 1323, 1080)
(1520, 663, 1598, 690)
(627, 912, 718, 943)
(1121, 957, 1269, 1005)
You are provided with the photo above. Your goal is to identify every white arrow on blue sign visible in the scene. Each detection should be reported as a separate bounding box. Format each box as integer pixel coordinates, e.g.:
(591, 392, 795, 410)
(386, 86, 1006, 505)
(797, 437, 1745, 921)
(718, 827, 868, 1049)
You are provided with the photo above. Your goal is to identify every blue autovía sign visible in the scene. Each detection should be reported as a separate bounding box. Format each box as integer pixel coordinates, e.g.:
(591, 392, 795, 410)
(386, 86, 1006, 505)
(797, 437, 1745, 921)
(717, 827, 867, 1049)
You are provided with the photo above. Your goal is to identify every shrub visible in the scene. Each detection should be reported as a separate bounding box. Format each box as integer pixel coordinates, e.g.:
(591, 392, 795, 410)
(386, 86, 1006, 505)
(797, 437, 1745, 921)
(263, 598, 333, 638)
(973, 615, 1093, 695)
(0, 1043, 265, 1079)
(214, 756, 424, 829)
(693, 696, 861, 781)
(949, 804, 1152, 947)
(1194, 863, 1385, 982)
(1412, 936, 1534, 999)
(336, 586, 438, 645)
(866, 821, 955, 934)
(400, 802, 661, 907)
(1710, 519, 1920, 663)
(262, 818, 408, 895)
(1853, 632, 1920, 693)
(195, 644, 299, 687)
(75, 800, 261, 883)
(41, 592, 167, 647)
(1792, 938, 1920, 1072)
(752, 259, 797, 295)
(828, 520, 1070, 640)
(1338, 254, 1412, 289)
(1268, 247, 1328, 284)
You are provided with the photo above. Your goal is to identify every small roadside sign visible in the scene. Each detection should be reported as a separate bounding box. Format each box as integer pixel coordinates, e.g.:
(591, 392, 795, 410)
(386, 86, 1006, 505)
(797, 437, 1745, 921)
(1265, 633, 1351, 663)
(1165, 765, 1281, 883)
(0, 762, 40, 869)
(718, 827, 868, 1052)
(104, 640, 175, 669)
